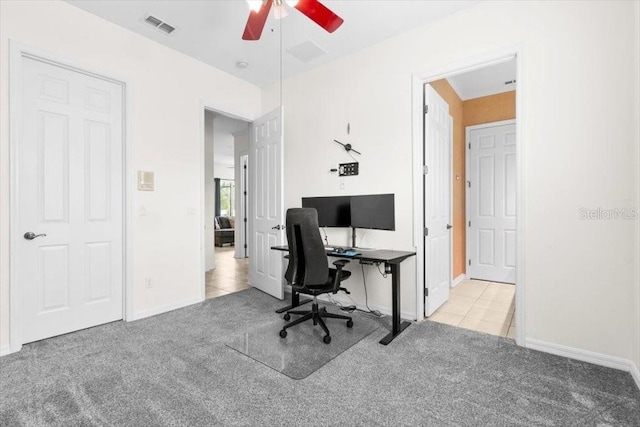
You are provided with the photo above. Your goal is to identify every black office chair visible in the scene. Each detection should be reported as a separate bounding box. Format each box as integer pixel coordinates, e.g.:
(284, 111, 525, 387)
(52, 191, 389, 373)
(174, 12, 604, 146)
(279, 208, 353, 344)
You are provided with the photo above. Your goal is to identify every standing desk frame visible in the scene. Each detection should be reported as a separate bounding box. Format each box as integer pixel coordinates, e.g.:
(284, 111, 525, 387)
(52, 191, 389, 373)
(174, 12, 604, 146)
(271, 246, 416, 345)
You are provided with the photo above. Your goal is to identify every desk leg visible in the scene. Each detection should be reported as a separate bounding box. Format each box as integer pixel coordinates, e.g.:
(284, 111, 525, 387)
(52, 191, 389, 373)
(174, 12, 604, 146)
(379, 263, 411, 345)
(275, 290, 312, 314)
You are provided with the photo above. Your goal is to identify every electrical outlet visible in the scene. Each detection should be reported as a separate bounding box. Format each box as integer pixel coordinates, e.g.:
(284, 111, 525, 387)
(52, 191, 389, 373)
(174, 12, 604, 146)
(145, 278, 152, 288)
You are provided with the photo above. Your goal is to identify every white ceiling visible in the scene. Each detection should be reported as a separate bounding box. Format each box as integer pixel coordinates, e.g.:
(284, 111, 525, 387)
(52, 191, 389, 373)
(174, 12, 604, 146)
(446, 58, 516, 100)
(66, 0, 480, 87)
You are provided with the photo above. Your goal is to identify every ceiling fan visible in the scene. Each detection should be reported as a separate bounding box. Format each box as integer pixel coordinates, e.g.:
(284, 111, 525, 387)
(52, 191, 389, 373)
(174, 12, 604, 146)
(242, 0, 344, 41)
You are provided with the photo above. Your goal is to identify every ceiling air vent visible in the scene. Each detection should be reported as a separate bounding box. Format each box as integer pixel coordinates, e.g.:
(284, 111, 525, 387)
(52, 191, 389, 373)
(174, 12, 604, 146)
(144, 14, 177, 35)
(286, 41, 326, 63)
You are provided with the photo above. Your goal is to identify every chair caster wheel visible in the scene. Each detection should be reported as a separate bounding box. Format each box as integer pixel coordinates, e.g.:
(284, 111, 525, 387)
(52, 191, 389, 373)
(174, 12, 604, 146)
(346, 319, 353, 328)
(279, 329, 287, 338)
(323, 335, 331, 344)
(283, 313, 291, 321)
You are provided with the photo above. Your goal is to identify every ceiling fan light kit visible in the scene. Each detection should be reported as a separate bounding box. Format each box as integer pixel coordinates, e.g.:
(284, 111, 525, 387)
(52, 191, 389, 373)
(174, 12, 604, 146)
(243, 0, 344, 41)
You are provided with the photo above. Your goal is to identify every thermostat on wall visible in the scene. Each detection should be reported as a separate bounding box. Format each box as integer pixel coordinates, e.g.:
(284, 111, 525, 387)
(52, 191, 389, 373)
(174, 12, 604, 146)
(138, 171, 155, 191)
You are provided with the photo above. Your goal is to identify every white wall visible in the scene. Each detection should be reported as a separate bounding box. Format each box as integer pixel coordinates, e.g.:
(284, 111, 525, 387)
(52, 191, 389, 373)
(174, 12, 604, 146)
(233, 130, 249, 259)
(263, 0, 640, 370)
(213, 163, 235, 181)
(204, 111, 216, 271)
(0, 0, 261, 351)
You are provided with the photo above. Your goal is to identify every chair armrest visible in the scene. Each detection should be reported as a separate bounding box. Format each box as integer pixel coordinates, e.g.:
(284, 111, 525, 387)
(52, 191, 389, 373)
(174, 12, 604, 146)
(332, 259, 350, 268)
(330, 259, 350, 293)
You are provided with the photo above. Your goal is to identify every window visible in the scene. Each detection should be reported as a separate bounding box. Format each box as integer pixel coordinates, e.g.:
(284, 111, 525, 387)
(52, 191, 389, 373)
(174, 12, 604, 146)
(219, 179, 235, 217)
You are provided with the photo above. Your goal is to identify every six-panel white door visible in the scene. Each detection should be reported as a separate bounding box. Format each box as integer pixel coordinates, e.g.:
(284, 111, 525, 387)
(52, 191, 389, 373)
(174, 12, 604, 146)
(467, 122, 516, 284)
(424, 85, 452, 316)
(249, 108, 284, 300)
(18, 57, 124, 343)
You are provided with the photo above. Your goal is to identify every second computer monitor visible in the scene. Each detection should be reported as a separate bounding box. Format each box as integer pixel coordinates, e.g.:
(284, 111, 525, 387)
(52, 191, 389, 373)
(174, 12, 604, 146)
(350, 194, 395, 231)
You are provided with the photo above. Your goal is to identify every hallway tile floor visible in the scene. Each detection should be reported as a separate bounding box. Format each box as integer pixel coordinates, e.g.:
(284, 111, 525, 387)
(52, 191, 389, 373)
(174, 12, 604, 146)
(206, 246, 250, 299)
(428, 279, 516, 339)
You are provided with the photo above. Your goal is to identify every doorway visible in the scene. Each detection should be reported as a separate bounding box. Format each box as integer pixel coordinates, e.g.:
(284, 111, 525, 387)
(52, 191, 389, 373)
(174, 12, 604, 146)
(200, 106, 285, 302)
(203, 109, 250, 299)
(414, 52, 523, 342)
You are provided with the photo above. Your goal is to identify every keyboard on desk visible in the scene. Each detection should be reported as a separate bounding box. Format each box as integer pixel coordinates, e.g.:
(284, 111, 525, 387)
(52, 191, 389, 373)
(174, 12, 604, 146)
(328, 247, 360, 257)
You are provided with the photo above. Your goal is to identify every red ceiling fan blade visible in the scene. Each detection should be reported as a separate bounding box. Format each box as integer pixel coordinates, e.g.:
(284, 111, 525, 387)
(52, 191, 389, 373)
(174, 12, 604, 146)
(242, 0, 273, 40)
(294, 0, 344, 33)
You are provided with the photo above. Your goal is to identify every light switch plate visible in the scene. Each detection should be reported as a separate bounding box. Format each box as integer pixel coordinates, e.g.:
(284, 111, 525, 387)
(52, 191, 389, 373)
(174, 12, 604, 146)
(138, 171, 154, 191)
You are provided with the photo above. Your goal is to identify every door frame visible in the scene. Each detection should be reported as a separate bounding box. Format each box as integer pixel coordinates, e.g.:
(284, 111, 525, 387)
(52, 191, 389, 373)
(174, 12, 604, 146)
(198, 102, 255, 300)
(8, 41, 133, 353)
(465, 119, 517, 282)
(411, 44, 526, 346)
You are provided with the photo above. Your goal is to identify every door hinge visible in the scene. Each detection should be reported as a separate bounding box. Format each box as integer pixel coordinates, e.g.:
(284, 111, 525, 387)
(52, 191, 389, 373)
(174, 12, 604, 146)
(424, 105, 429, 114)
(424, 288, 428, 297)
(244, 218, 247, 223)
(468, 221, 471, 227)
(467, 181, 471, 188)
(423, 165, 428, 175)
(243, 165, 247, 169)
(244, 191, 247, 196)
(468, 259, 471, 266)
(468, 142, 471, 149)
(424, 227, 429, 236)
(244, 244, 248, 249)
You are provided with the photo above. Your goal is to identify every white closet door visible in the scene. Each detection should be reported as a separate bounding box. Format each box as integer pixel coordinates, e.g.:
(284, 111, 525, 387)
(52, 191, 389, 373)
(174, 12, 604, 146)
(18, 57, 124, 343)
(468, 122, 516, 284)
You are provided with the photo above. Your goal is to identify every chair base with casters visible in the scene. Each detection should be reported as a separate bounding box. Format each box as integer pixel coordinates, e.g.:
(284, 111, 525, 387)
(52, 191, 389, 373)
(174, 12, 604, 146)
(279, 297, 353, 344)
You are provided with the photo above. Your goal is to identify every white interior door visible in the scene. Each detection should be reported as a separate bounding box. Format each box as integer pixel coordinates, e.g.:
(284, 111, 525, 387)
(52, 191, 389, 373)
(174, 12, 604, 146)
(249, 108, 284, 299)
(424, 85, 452, 316)
(17, 56, 124, 344)
(467, 122, 516, 283)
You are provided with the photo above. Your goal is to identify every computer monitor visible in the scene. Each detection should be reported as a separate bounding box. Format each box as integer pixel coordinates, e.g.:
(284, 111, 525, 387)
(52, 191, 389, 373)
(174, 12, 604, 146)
(301, 196, 351, 228)
(350, 194, 395, 231)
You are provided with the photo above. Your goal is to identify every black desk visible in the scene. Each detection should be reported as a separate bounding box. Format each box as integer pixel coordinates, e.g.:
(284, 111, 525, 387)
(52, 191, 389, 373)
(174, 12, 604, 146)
(271, 246, 416, 345)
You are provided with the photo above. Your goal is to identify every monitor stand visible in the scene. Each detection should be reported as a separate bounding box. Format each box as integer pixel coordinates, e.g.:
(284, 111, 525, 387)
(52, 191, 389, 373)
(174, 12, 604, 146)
(351, 227, 376, 251)
(351, 226, 357, 249)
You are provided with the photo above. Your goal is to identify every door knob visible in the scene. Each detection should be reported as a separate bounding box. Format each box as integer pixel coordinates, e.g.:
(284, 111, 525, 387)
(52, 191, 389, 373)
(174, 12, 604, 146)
(446, 224, 453, 230)
(271, 225, 283, 230)
(24, 232, 47, 240)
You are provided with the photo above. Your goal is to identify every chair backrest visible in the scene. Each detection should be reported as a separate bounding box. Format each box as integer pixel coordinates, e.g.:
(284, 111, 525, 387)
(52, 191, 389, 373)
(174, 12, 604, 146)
(284, 208, 329, 286)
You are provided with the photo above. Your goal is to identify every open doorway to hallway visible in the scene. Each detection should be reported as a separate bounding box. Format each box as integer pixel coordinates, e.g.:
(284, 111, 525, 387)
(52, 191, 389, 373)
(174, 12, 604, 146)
(206, 247, 249, 298)
(423, 58, 518, 339)
(204, 109, 250, 300)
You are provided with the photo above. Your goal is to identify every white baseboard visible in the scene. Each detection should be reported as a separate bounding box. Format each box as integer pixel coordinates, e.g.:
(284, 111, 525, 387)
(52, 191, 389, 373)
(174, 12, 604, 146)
(130, 295, 204, 321)
(631, 361, 640, 390)
(526, 338, 640, 390)
(0, 344, 12, 357)
(452, 274, 466, 288)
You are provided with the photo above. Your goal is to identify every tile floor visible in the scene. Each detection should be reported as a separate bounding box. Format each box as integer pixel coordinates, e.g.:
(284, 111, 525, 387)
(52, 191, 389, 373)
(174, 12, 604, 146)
(205, 246, 250, 299)
(428, 279, 516, 339)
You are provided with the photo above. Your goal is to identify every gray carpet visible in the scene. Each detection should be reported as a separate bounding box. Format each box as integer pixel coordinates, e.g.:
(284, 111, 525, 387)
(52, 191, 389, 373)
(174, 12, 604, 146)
(1, 288, 638, 426)
(226, 309, 379, 379)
